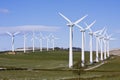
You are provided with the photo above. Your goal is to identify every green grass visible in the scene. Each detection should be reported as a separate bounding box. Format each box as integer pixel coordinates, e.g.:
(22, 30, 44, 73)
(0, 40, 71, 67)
(78, 55, 120, 80)
(0, 70, 80, 80)
(94, 55, 120, 71)
(0, 50, 120, 80)
(0, 50, 82, 80)
(0, 51, 81, 69)
(0, 50, 94, 69)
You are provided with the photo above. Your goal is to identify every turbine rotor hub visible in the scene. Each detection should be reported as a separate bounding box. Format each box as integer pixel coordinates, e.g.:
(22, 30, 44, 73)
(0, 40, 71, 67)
(67, 23, 74, 27)
(89, 32, 93, 35)
(80, 29, 85, 32)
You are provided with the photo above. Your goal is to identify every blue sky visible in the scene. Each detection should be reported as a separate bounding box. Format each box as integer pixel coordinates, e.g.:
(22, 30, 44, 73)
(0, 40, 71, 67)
(0, 0, 120, 51)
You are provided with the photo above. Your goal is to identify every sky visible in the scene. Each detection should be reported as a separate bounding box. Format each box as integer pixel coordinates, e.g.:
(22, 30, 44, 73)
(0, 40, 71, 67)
(0, 0, 120, 51)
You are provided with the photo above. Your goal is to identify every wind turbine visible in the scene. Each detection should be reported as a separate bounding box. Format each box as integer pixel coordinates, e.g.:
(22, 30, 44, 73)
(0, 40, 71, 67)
(31, 31, 35, 52)
(23, 32, 28, 53)
(50, 34, 58, 51)
(45, 35, 50, 51)
(6, 31, 20, 52)
(99, 35, 104, 61)
(75, 20, 96, 67)
(85, 22, 101, 64)
(59, 12, 88, 68)
(105, 33, 114, 58)
(36, 32, 44, 52)
(103, 36, 107, 60)
(94, 27, 105, 62)
(99, 28, 106, 61)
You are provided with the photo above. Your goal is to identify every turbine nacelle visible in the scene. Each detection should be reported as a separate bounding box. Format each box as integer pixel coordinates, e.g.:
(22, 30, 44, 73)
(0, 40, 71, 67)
(67, 23, 74, 27)
(80, 29, 86, 32)
(59, 12, 88, 28)
(104, 37, 108, 40)
(94, 34, 100, 37)
(89, 32, 94, 35)
(100, 36, 104, 39)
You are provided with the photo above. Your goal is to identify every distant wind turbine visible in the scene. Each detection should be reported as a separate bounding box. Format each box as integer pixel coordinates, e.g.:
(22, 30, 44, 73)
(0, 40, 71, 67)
(36, 32, 44, 52)
(59, 12, 88, 68)
(50, 34, 58, 51)
(76, 20, 96, 67)
(31, 31, 35, 52)
(6, 32, 20, 52)
(103, 37, 107, 60)
(85, 22, 101, 64)
(94, 27, 105, 62)
(99, 35, 104, 61)
(23, 32, 28, 53)
(99, 28, 106, 61)
(45, 35, 50, 51)
(105, 33, 115, 58)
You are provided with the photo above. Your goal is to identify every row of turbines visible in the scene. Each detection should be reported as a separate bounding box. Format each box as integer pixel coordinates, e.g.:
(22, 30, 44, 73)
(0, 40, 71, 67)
(59, 12, 114, 68)
(6, 31, 58, 53)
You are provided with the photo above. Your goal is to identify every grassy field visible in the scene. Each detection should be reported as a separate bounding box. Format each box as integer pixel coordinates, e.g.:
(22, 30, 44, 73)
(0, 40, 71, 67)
(0, 50, 95, 69)
(79, 55, 120, 80)
(0, 51, 78, 69)
(0, 50, 119, 80)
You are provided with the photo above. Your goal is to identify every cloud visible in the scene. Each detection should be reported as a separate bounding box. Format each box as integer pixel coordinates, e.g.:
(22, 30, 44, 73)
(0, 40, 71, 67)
(0, 8, 9, 14)
(0, 25, 60, 34)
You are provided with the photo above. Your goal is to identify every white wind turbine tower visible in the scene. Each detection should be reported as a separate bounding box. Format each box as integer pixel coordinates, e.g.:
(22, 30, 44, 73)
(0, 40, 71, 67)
(59, 12, 88, 68)
(94, 28, 105, 62)
(99, 28, 106, 61)
(103, 36, 107, 60)
(50, 34, 58, 51)
(6, 32, 20, 52)
(99, 35, 104, 61)
(84, 23, 102, 64)
(45, 35, 50, 51)
(23, 32, 28, 53)
(36, 32, 44, 52)
(75, 20, 96, 67)
(104, 33, 115, 57)
(31, 31, 35, 52)
(99, 30, 107, 61)
(105, 33, 114, 58)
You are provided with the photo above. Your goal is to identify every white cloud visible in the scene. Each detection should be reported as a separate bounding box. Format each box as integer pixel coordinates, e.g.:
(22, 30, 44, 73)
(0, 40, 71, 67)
(0, 8, 9, 14)
(0, 25, 60, 33)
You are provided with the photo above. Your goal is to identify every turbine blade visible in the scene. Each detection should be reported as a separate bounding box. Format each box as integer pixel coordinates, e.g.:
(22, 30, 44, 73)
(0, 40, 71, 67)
(102, 29, 107, 36)
(94, 30, 101, 34)
(99, 27, 106, 35)
(84, 22, 88, 26)
(59, 12, 72, 23)
(75, 24, 83, 30)
(85, 20, 96, 30)
(84, 22, 92, 32)
(14, 32, 20, 35)
(74, 15, 88, 24)
(6, 32, 12, 36)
